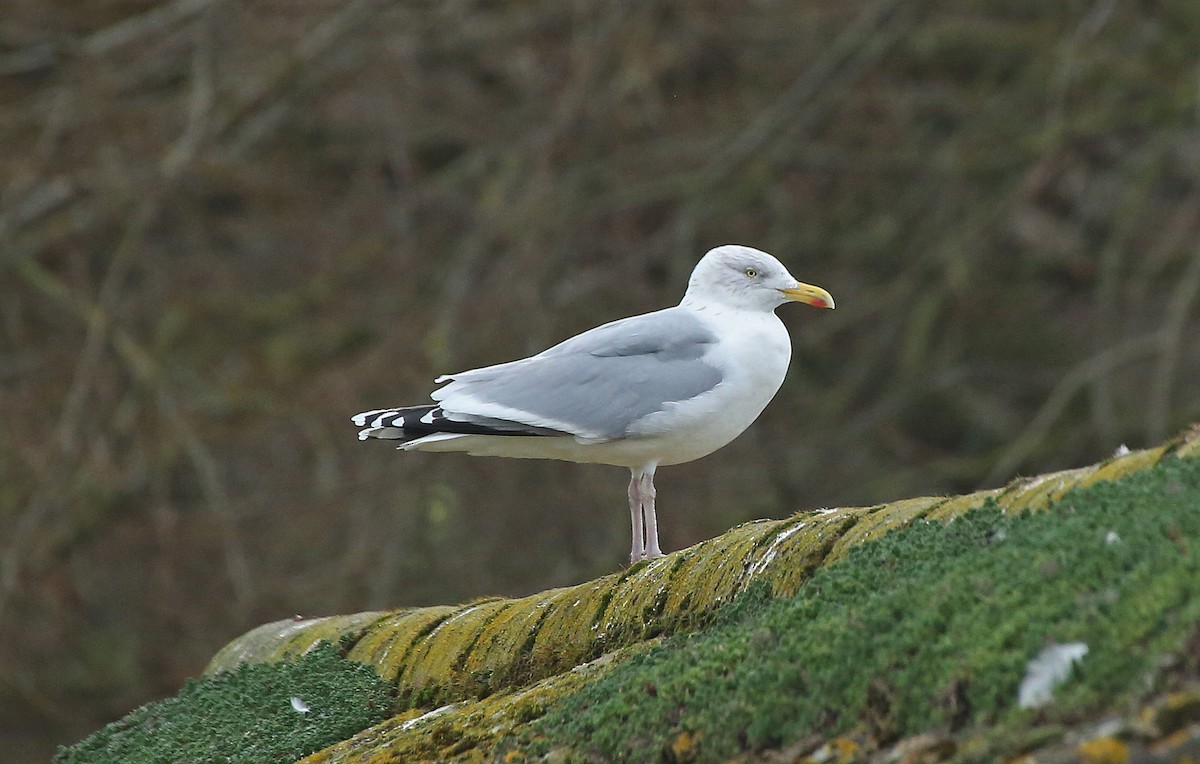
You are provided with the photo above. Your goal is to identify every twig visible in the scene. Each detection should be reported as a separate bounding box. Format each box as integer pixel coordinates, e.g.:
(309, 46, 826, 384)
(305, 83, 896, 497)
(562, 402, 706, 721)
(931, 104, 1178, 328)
(0, 488, 55, 626)
(213, 0, 389, 146)
(983, 332, 1166, 486)
(1146, 242, 1200, 442)
(53, 198, 159, 453)
(81, 0, 220, 56)
(1042, 0, 1118, 144)
(0, 43, 57, 77)
(13, 258, 256, 612)
(0, 178, 74, 243)
(55, 5, 218, 452)
(699, 0, 911, 192)
(1088, 148, 1162, 445)
(671, 0, 916, 268)
(161, 7, 217, 178)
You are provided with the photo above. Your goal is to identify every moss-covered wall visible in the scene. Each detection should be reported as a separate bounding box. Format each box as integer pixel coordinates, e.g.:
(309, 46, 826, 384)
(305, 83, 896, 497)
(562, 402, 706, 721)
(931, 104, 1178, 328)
(56, 426, 1180, 758)
(205, 428, 1198, 719)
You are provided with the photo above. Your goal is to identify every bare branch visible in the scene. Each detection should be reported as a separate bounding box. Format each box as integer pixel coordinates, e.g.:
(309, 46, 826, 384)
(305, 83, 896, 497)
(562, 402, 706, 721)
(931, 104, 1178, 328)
(0, 177, 74, 242)
(1146, 243, 1200, 442)
(161, 8, 218, 177)
(81, 0, 220, 56)
(11, 258, 256, 613)
(53, 198, 159, 454)
(214, 0, 390, 147)
(983, 332, 1166, 486)
(672, 0, 917, 267)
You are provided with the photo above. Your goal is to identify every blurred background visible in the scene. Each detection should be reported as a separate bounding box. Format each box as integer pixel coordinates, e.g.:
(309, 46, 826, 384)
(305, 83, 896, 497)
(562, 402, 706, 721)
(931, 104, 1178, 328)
(2, 0, 1199, 759)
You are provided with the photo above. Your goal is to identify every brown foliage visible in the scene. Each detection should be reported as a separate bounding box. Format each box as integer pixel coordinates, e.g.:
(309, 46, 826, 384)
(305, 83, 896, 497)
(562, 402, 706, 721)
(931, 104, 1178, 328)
(1, 0, 1199, 758)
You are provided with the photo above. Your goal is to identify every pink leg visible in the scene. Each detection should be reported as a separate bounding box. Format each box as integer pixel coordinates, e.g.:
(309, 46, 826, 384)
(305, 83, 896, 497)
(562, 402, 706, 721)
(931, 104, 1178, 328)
(640, 467, 663, 559)
(628, 470, 644, 564)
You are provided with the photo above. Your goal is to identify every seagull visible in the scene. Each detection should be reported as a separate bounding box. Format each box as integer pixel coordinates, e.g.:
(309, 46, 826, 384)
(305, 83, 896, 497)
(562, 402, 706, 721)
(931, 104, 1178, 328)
(353, 245, 834, 564)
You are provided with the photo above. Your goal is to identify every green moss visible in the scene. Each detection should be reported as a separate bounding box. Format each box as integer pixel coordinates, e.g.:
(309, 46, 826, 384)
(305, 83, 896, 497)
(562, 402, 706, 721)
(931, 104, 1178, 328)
(525, 456, 1200, 762)
(55, 643, 393, 764)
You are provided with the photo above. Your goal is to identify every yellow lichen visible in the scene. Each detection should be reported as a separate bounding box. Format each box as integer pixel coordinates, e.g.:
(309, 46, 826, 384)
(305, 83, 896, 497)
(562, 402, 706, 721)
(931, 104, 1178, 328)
(923, 487, 1001, 522)
(806, 735, 860, 763)
(205, 610, 389, 673)
(349, 605, 462, 682)
(1077, 446, 1168, 490)
(999, 465, 1095, 514)
(826, 496, 944, 562)
(667, 729, 701, 763)
(1076, 736, 1129, 764)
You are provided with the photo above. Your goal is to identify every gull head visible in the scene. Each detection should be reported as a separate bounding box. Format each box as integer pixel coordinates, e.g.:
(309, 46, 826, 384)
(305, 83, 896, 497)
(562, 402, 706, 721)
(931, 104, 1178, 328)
(682, 245, 834, 313)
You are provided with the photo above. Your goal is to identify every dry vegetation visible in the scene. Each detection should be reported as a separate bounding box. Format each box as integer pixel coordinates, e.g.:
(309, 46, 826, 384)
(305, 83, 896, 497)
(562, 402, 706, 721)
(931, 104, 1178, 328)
(1, 0, 1199, 759)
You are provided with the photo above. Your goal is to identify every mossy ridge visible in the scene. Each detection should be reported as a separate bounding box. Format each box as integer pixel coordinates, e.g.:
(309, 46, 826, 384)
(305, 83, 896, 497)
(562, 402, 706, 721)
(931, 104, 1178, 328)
(287, 436, 1200, 763)
(56, 642, 393, 764)
(68, 430, 1200, 762)
(206, 508, 867, 712)
(203, 429, 1198, 728)
(519, 453, 1200, 762)
(205, 610, 391, 670)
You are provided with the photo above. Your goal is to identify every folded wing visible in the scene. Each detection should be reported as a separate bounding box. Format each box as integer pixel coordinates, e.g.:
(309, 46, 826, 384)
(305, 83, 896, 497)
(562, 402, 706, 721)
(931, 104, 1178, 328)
(355, 307, 725, 444)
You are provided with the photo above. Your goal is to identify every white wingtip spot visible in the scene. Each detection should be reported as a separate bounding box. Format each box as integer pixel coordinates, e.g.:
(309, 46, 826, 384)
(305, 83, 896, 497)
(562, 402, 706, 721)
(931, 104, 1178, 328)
(352, 408, 391, 426)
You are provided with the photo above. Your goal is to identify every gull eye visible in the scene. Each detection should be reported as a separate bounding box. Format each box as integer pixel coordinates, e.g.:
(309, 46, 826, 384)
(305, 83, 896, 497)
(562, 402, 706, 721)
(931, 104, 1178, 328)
(744, 267, 758, 278)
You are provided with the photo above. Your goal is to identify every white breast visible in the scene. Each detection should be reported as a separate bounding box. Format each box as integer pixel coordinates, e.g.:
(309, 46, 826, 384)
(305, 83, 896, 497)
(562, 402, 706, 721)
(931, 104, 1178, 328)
(624, 307, 792, 466)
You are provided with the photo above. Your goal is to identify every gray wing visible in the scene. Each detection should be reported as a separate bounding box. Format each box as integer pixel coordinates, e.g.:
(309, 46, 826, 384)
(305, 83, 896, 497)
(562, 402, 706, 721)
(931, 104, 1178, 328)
(431, 307, 723, 441)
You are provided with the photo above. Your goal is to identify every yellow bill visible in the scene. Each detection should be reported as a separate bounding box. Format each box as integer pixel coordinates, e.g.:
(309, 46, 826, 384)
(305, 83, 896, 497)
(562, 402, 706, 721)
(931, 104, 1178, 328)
(779, 282, 835, 310)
